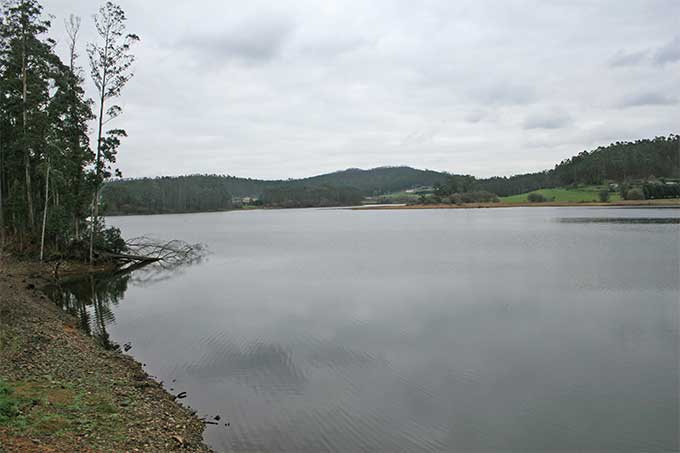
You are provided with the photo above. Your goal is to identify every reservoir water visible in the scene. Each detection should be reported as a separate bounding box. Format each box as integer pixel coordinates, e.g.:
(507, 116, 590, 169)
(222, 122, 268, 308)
(52, 207, 679, 452)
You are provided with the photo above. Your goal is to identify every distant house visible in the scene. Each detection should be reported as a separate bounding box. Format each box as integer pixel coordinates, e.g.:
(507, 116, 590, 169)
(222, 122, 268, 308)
(231, 196, 257, 205)
(404, 186, 434, 194)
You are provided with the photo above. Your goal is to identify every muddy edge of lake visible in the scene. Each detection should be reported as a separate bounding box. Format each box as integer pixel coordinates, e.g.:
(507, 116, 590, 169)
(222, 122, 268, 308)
(0, 255, 213, 453)
(353, 199, 680, 210)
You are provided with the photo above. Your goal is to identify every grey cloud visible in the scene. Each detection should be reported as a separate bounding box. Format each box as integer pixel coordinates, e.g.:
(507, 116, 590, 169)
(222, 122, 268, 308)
(42, 0, 680, 180)
(653, 36, 680, 65)
(472, 81, 537, 106)
(523, 109, 572, 130)
(180, 13, 294, 62)
(299, 35, 370, 58)
(619, 91, 677, 107)
(464, 111, 485, 124)
(609, 49, 648, 67)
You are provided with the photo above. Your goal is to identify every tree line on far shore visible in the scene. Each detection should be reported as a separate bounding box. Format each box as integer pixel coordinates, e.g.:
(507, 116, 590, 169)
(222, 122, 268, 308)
(0, 0, 137, 261)
(445, 135, 679, 198)
(100, 135, 679, 214)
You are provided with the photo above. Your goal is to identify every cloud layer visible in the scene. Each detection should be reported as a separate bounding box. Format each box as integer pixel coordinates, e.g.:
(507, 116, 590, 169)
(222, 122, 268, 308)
(45, 0, 680, 179)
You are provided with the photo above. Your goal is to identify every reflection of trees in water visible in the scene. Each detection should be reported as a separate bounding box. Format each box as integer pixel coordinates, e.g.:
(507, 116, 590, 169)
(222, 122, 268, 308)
(48, 253, 205, 349)
(48, 272, 131, 349)
(128, 253, 206, 287)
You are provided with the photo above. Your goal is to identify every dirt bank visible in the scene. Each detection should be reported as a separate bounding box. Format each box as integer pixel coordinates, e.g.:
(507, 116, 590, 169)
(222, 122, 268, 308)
(0, 256, 212, 452)
(353, 199, 680, 210)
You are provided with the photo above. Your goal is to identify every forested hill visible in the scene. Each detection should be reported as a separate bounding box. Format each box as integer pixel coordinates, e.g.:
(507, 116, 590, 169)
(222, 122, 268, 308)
(474, 135, 679, 196)
(294, 166, 449, 195)
(101, 135, 678, 214)
(101, 166, 450, 214)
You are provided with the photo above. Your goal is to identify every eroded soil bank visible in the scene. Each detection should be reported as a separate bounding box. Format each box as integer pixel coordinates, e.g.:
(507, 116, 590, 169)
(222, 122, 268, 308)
(0, 256, 212, 452)
(353, 199, 680, 210)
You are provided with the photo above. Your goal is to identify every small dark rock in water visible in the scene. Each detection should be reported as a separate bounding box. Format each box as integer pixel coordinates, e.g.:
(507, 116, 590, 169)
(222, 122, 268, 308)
(214, 415, 221, 421)
(176, 391, 187, 399)
(225, 422, 230, 427)
(123, 342, 132, 352)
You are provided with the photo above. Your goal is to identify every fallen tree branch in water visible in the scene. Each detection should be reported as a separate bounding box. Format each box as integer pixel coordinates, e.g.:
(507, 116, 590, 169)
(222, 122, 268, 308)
(96, 251, 161, 263)
(123, 237, 206, 266)
(89, 237, 206, 271)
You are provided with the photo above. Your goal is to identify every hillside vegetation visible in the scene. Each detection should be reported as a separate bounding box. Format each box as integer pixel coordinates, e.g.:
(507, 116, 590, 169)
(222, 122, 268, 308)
(500, 187, 623, 203)
(475, 135, 679, 197)
(101, 135, 679, 214)
(102, 166, 451, 213)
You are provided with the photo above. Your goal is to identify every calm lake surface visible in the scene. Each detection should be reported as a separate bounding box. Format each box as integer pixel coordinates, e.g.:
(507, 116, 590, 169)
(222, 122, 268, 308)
(56, 207, 679, 452)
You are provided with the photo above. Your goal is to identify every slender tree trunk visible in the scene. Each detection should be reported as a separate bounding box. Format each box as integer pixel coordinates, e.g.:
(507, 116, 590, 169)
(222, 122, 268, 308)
(22, 34, 35, 231)
(88, 190, 97, 263)
(89, 57, 107, 265)
(40, 158, 50, 261)
(0, 128, 5, 248)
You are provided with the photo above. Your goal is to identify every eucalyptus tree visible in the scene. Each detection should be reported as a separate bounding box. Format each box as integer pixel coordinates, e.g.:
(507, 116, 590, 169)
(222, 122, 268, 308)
(62, 14, 94, 241)
(0, 0, 58, 242)
(87, 1, 138, 264)
(0, 1, 8, 246)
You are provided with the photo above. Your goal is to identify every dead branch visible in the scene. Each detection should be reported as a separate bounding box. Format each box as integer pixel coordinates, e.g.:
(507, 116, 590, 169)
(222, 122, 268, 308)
(121, 236, 206, 268)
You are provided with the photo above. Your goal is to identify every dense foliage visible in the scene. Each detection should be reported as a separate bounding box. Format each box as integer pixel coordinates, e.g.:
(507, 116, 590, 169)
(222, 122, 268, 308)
(0, 0, 136, 259)
(296, 166, 449, 196)
(261, 185, 363, 208)
(474, 135, 679, 196)
(642, 181, 680, 199)
(101, 167, 449, 213)
(102, 136, 678, 214)
(102, 175, 234, 214)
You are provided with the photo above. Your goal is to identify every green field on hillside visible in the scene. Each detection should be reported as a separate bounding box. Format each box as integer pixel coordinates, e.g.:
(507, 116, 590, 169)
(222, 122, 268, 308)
(501, 186, 622, 203)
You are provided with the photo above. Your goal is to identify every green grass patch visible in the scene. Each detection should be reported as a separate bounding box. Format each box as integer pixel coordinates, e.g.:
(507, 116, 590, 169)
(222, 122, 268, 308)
(0, 378, 125, 439)
(501, 186, 622, 203)
(0, 379, 20, 423)
(377, 191, 422, 201)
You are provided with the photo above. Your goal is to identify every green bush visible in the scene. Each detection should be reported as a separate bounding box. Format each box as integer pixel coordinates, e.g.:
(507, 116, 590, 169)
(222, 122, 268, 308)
(625, 188, 645, 200)
(0, 380, 19, 422)
(598, 190, 610, 202)
(527, 192, 547, 202)
(460, 191, 499, 203)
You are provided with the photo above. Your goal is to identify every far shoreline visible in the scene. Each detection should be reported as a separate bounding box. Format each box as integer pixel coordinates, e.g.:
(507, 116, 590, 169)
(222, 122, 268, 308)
(352, 199, 680, 210)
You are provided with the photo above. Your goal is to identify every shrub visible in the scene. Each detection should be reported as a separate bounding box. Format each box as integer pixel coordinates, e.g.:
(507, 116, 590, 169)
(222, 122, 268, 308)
(458, 191, 499, 203)
(625, 188, 645, 200)
(527, 192, 547, 203)
(0, 380, 19, 422)
(598, 190, 610, 202)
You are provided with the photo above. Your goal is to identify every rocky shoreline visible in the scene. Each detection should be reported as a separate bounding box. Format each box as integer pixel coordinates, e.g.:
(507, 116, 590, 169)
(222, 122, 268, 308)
(0, 256, 212, 452)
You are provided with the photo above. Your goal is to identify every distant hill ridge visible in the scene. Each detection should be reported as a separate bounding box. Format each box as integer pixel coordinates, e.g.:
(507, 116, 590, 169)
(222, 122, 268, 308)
(102, 135, 678, 214)
(107, 166, 452, 198)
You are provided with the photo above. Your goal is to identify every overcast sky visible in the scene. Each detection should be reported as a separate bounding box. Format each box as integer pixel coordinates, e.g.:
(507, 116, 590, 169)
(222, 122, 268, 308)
(44, 0, 679, 180)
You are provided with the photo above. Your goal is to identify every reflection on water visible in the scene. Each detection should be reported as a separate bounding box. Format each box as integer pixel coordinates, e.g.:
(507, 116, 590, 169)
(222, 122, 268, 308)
(47, 272, 130, 349)
(558, 217, 680, 224)
(47, 208, 679, 452)
(47, 254, 204, 349)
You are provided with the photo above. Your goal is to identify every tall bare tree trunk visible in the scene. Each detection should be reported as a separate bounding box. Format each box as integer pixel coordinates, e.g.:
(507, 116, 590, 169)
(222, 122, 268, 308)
(66, 15, 82, 242)
(0, 128, 5, 248)
(40, 158, 50, 261)
(88, 92, 105, 265)
(22, 35, 35, 231)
